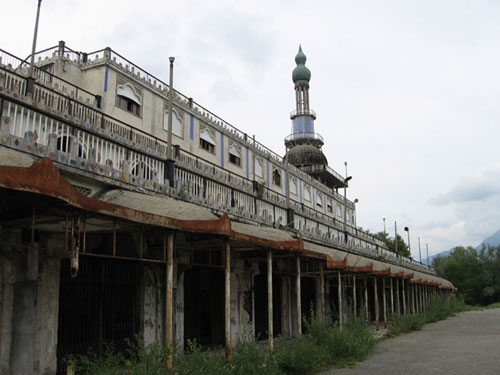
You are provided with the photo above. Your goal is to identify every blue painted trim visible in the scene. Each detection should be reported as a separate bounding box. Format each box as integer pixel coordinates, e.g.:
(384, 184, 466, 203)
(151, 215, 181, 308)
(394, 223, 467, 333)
(267, 160, 270, 187)
(220, 133, 224, 168)
(104, 66, 109, 92)
(299, 179, 303, 203)
(246, 147, 249, 179)
(190, 115, 194, 140)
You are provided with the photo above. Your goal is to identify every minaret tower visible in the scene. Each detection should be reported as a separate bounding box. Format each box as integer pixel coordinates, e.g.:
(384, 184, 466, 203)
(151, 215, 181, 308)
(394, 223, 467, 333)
(284, 46, 345, 189)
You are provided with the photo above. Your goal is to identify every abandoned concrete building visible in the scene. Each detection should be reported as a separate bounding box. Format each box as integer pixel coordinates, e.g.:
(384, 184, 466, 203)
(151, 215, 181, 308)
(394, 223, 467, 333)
(0, 42, 454, 374)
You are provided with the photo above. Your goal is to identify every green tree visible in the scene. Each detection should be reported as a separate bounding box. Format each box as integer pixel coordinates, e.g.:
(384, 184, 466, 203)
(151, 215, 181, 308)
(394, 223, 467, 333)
(433, 246, 484, 305)
(374, 232, 411, 258)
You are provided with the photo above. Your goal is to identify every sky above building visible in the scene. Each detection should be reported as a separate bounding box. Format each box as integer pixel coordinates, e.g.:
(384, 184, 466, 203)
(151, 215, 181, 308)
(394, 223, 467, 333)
(2, 0, 500, 257)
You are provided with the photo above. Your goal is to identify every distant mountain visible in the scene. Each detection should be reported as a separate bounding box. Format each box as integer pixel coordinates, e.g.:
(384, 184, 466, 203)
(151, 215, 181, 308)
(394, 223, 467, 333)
(423, 229, 500, 265)
(475, 229, 500, 250)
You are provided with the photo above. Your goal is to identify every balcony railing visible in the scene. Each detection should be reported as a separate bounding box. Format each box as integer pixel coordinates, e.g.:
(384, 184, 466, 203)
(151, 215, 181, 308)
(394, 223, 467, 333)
(290, 108, 316, 119)
(0, 59, 434, 275)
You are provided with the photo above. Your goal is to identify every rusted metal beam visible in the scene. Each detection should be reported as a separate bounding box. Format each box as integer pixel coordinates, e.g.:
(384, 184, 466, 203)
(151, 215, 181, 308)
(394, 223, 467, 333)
(338, 270, 343, 326)
(296, 256, 302, 336)
(267, 250, 273, 351)
(374, 277, 379, 331)
(225, 241, 231, 360)
(166, 232, 174, 370)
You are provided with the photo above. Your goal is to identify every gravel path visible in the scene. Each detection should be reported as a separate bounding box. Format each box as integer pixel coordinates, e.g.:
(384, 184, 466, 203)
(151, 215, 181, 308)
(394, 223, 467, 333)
(321, 308, 500, 375)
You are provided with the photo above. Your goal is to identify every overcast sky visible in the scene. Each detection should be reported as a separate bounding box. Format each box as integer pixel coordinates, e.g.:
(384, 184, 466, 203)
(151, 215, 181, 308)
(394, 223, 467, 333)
(3, 0, 500, 257)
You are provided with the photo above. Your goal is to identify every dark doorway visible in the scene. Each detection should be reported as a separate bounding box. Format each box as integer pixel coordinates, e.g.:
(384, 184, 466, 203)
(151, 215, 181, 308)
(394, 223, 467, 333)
(254, 269, 282, 340)
(301, 276, 316, 325)
(57, 257, 140, 373)
(184, 267, 224, 348)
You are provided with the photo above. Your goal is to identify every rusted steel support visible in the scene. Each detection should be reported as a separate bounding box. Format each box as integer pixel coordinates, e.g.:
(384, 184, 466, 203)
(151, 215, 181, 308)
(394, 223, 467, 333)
(396, 278, 401, 315)
(402, 279, 407, 315)
(319, 263, 325, 322)
(225, 241, 231, 360)
(353, 275, 357, 319)
(296, 256, 302, 336)
(165, 232, 174, 369)
(390, 278, 394, 316)
(364, 276, 369, 322)
(338, 270, 343, 326)
(267, 250, 273, 351)
(374, 277, 379, 330)
(382, 277, 387, 328)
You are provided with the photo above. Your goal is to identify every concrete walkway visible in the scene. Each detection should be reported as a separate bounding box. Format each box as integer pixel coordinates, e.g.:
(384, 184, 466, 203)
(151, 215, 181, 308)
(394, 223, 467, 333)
(322, 308, 500, 375)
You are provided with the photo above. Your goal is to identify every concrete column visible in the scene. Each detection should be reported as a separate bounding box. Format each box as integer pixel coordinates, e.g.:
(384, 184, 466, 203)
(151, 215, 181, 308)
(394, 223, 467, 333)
(382, 277, 387, 328)
(420, 284, 424, 312)
(338, 270, 343, 325)
(267, 251, 273, 351)
(166, 233, 174, 369)
(224, 241, 231, 360)
(411, 283, 416, 314)
(402, 279, 407, 315)
(396, 278, 400, 315)
(390, 278, 394, 316)
(374, 277, 379, 330)
(364, 276, 369, 322)
(353, 275, 357, 319)
(319, 264, 325, 322)
(295, 256, 302, 336)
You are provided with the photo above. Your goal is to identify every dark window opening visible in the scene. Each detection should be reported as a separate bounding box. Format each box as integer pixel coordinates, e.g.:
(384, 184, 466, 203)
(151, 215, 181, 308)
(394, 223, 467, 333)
(200, 139, 215, 154)
(117, 95, 140, 116)
(229, 153, 241, 166)
(272, 169, 281, 187)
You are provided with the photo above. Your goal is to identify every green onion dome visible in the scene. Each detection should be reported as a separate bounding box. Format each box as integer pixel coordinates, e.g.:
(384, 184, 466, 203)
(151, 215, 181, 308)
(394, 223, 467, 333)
(292, 45, 311, 84)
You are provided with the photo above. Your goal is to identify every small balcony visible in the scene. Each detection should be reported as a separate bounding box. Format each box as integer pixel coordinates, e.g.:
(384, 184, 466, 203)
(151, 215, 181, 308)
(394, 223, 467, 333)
(290, 108, 316, 119)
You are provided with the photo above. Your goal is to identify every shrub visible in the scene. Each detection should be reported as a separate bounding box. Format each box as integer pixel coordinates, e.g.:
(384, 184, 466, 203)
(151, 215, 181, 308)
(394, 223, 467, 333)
(174, 340, 230, 375)
(275, 337, 330, 375)
(230, 340, 283, 375)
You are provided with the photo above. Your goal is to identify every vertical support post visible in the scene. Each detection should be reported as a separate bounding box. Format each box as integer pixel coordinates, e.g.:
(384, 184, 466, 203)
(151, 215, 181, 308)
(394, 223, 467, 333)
(165, 232, 174, 369)
(390, 278, 394, 316)
(31, 207, 36, 243)
(112, 220, 117, 257)
(296, 256, 302, 336)
(374, 277, 379, 330)
(396, 278, 400, 315)
(402, 279, 407, 315)
(353, 275, 357, 319)
(382, 277, 387, 328)
(364, 276, 369, 322)
(319, 263, 325, 322)
(82, 217, 87, 253)
(267, 250, 273, 351)
(225, 241, 231, 360)
(411, 283, 416, 314)
(337, 270, 343, 326)
(420, 284, 424, 312)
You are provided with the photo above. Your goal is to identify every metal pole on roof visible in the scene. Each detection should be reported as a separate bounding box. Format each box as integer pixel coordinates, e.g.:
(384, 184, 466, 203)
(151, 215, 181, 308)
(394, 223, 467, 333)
(166, 57, 176, 186)
(426, 244, 429, 266)
(394, 221, 398, 257)
(28, 0, 42, 78)
(418, 237, 422, 263)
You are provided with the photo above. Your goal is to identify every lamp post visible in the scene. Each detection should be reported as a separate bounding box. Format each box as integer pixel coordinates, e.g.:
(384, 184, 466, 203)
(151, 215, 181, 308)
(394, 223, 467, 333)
(383, 218, 386, 234)
(404, 226, 410, 258)
(166, 56, 175, 187)
(394, 221, 398, 257)
(28, 0, 43, 79)
(418, 237, 422, 263)
(343, 175, 352, 241)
